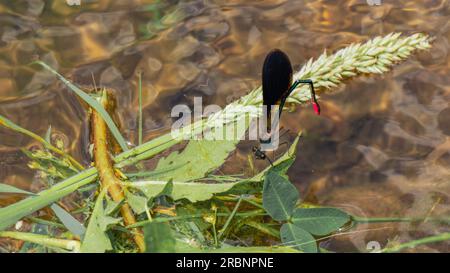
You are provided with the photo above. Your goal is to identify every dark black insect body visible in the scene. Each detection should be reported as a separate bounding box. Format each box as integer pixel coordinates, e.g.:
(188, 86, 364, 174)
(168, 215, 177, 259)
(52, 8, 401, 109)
(262, 49, 293, 133)
(254, 49, 321, 166)
(252, 146, 273, 165)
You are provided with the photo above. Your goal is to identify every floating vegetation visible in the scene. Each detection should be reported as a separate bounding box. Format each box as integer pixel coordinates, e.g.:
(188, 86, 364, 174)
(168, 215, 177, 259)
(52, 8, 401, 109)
(1, 32, 448, 253)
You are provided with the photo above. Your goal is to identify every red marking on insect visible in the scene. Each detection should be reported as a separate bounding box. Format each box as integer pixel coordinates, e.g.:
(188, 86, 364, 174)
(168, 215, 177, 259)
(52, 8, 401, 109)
(312, 101, 321, 115)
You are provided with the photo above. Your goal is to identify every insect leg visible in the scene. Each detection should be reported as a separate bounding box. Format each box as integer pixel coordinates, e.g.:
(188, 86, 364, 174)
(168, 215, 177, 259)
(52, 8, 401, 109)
(292, 79, 320, 115)
(277, 79, 320, 117)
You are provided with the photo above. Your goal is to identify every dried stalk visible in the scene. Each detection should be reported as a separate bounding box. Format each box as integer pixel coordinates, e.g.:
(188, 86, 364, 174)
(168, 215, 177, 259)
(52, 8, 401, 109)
(91, 90, 145, 252)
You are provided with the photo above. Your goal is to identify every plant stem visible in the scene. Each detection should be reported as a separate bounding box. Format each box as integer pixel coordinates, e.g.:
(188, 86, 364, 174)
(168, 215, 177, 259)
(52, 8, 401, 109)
(382, 233, 450, 253)
(217, 196, 243, 241)
(244, 221, 280, 238)
(91, 90, 145, 252)
(0, 115, 84, 171)
(352, 216, 450, 224)
(212, 209, 218, 247)
(138, 72, 143, 146)
(128, 210, 268, 228)
(26, 217, 65, 229)
(0, 231, 80, 252)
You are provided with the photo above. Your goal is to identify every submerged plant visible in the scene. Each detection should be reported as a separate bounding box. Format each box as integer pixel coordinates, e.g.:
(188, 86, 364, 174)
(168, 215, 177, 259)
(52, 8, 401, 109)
(1, 32, 446, 253)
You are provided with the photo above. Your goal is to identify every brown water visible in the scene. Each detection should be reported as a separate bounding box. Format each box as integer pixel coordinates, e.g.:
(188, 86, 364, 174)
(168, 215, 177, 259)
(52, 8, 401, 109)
(0, 0, 449, 252)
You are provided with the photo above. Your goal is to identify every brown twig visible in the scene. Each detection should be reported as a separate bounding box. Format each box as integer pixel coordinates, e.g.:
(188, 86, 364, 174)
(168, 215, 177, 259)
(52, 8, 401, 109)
(91, 90, 145, 252)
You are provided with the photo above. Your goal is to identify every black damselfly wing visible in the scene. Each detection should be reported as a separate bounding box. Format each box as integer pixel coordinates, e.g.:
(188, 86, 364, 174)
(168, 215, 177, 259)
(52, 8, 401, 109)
(255, 49, 320, 165)
(262, 49, 293, 133)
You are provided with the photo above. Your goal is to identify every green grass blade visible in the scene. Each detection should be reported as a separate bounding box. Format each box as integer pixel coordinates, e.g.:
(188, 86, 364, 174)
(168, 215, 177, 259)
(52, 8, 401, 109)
(50, 204, 86, 237)
(217, 196, 242, 241)
(0, 170, 97, 231)
(31, 61, 129, 152)
(138, 72, 143, 146)
(0, 183, 35, 195)
(0, 183, 85, 237)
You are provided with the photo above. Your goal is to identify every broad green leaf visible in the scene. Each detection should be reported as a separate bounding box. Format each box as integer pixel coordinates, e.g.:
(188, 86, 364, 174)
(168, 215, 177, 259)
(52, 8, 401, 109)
(280, 223, 317, 253)
(50, 204, 86, 237)
(81, 189, 120, 253)
(262, 172, 299, 221)
(0, 183, 35, 195)
(129, 180, 239, 202)
(125, 191, 148, 215)
(153, 139, 238, 182)
(143, 222, 175, 253)
(291, 208, 350, 236)
(153, 117, 247, 182)
(32, 61, 129, 152)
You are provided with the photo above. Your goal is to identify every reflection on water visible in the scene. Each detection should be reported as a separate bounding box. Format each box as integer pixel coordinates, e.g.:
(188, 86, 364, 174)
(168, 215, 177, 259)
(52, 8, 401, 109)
(0, 0, 449, 252)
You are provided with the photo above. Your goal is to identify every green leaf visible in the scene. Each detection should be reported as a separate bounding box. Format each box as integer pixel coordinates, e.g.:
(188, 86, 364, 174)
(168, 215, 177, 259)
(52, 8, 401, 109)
(291, 208, 350, 236)
(22, 148, 78, 179)
(80, 189, 121, 253)
(270, 158, 295, 178)
(280, 223, 317, 253)
(153, 117, 247, 182)
(0, 183, 35, 195)
(130, 180, 239, 202)
(125, 191, 148, 215)
(153, 139, 238, 182)
(104, 199, 122, 216)
(262, 172, 299, 221)
(0, 169, 98, 232)
(143, 222, 175, 253)
(32, 61, 129, 152)
(159, 179, 173, 196)
(126, 162, 188, 179)
(50, 204, 86, 237)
